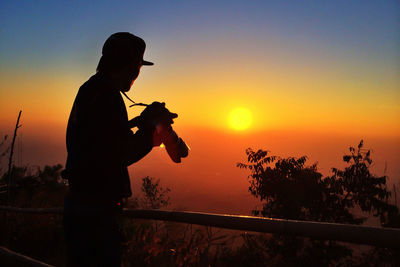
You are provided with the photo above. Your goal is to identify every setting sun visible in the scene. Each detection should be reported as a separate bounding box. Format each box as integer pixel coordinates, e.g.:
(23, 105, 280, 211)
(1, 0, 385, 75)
(229, 107, 253, 131)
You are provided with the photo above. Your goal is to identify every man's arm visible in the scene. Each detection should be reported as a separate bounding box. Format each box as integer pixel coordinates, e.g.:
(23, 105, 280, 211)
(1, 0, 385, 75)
(122, 127, 153, 166)
(92, 90, 154, 167)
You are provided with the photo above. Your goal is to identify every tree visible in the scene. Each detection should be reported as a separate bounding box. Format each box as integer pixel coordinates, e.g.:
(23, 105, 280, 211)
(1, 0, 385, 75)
(140, 176, 171, 209)
(38, 164, 63, 185)
(237, 140, 399, 265)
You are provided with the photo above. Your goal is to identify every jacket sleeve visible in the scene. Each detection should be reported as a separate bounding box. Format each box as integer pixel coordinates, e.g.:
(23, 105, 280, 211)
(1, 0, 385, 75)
(92, 90, 154, 168)
(123, 127, 154, 166)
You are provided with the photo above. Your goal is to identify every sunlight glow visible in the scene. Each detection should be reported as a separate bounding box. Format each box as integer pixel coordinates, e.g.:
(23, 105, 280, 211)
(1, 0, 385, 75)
(229, 107, 253, 131)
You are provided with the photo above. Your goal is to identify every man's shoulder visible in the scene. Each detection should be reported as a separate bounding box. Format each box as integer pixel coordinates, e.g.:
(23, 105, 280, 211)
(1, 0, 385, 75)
(76, 74, 120, 105)
(79, 73, 104, 94)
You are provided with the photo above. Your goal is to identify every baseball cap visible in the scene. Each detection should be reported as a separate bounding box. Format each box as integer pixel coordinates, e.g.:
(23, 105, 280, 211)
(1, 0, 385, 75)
(102, 32, 154, 66)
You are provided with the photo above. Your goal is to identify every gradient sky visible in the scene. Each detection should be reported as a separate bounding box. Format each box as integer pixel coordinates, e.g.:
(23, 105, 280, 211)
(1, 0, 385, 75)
(1, 1, 399, 213)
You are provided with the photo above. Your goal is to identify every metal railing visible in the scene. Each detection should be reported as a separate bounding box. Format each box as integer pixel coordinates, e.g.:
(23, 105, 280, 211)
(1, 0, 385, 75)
(0, 246, 55, 267)
(1, 205, 399, 248)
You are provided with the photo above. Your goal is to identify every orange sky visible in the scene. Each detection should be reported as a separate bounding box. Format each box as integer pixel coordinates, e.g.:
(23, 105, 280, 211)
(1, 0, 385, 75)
(1, 121, 398, 214)
(1, 64, 399, 214)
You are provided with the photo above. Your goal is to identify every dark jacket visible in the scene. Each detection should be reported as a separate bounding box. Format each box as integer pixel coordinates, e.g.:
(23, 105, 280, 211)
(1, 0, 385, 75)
(64, 73, 153, 201)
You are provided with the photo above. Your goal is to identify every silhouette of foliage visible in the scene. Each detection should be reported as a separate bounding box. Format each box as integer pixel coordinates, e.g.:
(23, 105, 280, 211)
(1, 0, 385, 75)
(1, 164, 65, 190)
(237, 140, 399, 265)
(0, 163, 67, 266)
(140, 176, 171, 209)
(122, 177, 234, 266)
(329, 140, 397, 226)
(122, 221, 234, 267)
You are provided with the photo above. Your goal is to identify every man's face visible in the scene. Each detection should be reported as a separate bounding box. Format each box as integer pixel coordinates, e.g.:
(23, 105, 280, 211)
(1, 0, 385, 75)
(120, 60, 142, 92)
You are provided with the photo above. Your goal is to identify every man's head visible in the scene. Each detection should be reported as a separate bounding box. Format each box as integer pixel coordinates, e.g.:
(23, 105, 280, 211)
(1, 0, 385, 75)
(97, 32, 153, 91)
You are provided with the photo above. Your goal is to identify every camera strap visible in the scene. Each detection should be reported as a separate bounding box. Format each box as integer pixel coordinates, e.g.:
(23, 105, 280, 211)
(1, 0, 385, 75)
(121, 92, 148, 107)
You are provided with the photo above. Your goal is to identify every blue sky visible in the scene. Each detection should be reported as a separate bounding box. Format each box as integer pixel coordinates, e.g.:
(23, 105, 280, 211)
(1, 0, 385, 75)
(1, 1, 398, 72)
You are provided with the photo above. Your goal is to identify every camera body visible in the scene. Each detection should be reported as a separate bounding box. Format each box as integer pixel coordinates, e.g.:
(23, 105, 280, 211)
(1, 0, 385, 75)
(129, 102, 189, 163)
(154, 122, 189, 163)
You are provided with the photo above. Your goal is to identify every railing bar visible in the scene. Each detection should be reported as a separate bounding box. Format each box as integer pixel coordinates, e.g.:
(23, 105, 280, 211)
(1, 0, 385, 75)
(1, 206, 399, 248)
(0, 206, 63, 214)
(122, 209, 400, 248)
(0, 246, 55, 267)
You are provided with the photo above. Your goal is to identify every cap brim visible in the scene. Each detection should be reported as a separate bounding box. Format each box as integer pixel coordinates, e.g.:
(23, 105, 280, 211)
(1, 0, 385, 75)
(142, 60, 154, 66)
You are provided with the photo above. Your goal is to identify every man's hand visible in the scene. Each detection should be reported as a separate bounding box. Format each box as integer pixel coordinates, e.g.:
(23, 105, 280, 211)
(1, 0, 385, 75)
(129, 102, 178, 130)
(128, 102, 179, 147)
(140, 102, 178, 127)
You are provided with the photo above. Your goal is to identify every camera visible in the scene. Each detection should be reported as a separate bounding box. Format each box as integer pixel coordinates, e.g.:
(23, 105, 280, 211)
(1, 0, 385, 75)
(129, 102, 189, 163)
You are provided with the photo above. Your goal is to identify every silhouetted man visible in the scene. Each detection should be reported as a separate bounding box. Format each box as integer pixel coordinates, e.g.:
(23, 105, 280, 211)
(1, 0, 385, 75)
(62, 32, 158, 267)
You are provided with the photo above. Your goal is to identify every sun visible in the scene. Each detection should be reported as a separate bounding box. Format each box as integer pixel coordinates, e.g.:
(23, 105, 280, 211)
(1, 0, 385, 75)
(229, 107, 253, 131)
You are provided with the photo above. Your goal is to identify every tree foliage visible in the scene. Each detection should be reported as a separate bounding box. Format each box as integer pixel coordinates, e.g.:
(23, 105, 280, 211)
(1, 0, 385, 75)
(237, 140, 399, 265)
(140, 176, 171, 209)
(237, 140, 396, 223)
